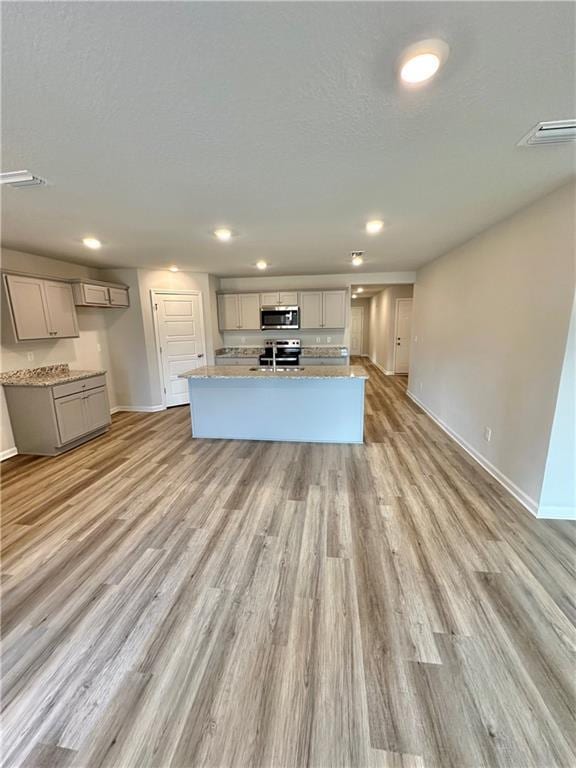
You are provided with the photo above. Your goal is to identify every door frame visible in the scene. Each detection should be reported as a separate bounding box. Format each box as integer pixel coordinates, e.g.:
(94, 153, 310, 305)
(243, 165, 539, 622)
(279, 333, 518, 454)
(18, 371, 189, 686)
(350, 305, 365, 356)
(393, 298, 413, 374)
(151, 289, 206, 409)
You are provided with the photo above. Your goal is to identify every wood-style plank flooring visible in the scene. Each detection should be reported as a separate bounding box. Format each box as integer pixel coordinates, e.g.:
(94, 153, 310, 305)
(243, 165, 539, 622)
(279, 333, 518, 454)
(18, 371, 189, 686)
(1, 359, 575, 767)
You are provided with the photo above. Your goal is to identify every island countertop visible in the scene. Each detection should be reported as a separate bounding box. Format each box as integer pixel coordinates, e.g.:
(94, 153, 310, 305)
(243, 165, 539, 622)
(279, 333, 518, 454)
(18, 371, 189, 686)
(179, 364, 368, 380)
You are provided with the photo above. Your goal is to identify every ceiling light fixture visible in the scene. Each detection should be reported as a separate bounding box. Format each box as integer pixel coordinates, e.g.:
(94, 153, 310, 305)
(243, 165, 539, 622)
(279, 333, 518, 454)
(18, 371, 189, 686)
(169, 265, 179, 272)
(352, 294, 358, 299)
(82, 237, 102, 250)
(0, 170, 46, 188)
(399, 39, 449, 85)
(256, 260, 268, 270)
(366, 220, 384, 235)
(357, 287, 364, 293)
(214, 228, 232, 242)
(351, 251, 364, 267)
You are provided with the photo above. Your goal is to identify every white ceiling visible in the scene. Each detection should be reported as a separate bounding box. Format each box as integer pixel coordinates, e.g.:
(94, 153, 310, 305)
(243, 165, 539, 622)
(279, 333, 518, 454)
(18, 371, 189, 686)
(2, 2, 575, 276)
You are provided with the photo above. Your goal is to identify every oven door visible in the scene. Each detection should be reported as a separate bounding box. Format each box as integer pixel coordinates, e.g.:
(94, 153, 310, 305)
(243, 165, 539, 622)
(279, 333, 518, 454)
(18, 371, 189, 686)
(260, 306, 300, 330)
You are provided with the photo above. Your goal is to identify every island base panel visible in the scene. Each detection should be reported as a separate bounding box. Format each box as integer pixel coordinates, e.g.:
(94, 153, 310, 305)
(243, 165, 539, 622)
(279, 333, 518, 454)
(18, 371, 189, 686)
(187, 378, 365, 444)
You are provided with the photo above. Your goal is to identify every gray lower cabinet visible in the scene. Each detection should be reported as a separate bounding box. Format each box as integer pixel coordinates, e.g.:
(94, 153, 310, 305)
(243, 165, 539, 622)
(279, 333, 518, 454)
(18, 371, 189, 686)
(3, 375, 111, 456)
(3, 274, 79, 341)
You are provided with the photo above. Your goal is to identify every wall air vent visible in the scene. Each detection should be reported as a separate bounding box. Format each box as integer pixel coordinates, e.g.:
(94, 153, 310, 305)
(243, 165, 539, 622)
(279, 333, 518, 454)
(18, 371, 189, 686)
(0, 170, 47, 188)
(517, 120, 576, 146)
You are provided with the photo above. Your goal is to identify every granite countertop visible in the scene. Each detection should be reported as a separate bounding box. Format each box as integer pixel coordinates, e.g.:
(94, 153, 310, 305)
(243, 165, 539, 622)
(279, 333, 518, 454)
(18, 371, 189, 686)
(0, 364, 106, 387)
(215, 346, 349, 359)
(179, 364, 367, 380)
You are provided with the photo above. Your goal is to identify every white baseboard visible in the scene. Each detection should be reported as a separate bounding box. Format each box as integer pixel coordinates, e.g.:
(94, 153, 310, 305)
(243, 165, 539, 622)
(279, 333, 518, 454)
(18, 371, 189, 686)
(406, 390, 538, 517)
(537, 505, 576, 520)
(111, 405, 166, 414)
(0, 447, 18, 462)
(369, 357, 395, 376)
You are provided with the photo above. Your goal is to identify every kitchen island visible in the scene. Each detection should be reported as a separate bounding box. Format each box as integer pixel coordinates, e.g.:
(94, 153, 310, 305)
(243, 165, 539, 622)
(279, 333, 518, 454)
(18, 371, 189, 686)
(179, 364, 368, 444)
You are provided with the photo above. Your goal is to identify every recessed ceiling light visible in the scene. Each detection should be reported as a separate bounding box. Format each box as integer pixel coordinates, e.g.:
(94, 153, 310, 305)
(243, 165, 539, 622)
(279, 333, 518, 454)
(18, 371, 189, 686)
(351, 251, 364, 267)
(82, 237, 102, 250)
(357, 287, 364, 293)
(214, 228, 232, 242)
(366, 220, 384, 235)
(352, 294, 358, 299)
(399, 39, 449, 85)
(169, 265, 179, 272)
(256, 260, 268, 270)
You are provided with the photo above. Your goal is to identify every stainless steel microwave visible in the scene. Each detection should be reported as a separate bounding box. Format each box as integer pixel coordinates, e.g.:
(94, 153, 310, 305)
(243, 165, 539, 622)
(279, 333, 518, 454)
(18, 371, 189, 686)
(260, 305, 300, 330)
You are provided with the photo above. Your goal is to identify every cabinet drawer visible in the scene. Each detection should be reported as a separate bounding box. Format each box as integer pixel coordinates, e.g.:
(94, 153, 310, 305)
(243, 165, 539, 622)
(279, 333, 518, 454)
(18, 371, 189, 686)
(52, 374, 107, 400)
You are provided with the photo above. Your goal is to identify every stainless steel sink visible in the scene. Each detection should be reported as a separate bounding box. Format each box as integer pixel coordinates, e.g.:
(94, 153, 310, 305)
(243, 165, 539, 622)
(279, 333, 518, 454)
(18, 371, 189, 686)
(249, 367, 304, 372)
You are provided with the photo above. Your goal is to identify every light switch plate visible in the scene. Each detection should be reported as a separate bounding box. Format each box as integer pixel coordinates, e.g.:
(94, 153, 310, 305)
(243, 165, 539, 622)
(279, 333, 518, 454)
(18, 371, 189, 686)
(27, 352, 34, 361)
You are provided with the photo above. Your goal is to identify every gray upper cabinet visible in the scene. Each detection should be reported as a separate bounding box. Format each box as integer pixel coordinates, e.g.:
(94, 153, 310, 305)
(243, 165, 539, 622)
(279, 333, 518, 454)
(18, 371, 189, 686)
(218, 294, 260, 330)
(4, 274, 79, 341)
(300, 292, 323, 329)
(300, 290, 346, 329)
(72, 281, 130, 307)
(322, 291, 347, 329)
(260, 291, 298, 306)
(43, 280, 79, 338)
(238, 294, 260, 330)
(218, 294, 241, 330)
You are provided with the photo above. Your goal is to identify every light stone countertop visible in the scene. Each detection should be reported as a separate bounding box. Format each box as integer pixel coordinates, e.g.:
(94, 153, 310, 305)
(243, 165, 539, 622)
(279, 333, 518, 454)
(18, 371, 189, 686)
(0, 364, 106, 387)
(214, 346, 349, 359)
(180, 364, 367, 380)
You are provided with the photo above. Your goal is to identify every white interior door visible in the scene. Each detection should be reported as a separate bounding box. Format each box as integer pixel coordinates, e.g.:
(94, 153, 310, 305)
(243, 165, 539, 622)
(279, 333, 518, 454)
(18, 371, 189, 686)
(394, 298, 413, 374)
(350, 307, 364, 355)
(153, 291, 205, 407)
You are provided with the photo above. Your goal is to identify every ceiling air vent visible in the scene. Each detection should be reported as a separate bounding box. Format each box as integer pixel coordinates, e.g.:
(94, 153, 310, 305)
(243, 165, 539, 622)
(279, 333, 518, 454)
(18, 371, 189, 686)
(517, 120, 576, 146)
(0, 170, 46, 188)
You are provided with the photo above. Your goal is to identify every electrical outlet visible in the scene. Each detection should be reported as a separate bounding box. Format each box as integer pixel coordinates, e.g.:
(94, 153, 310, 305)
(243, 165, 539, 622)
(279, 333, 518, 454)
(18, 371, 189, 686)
(241, 336, 246, 344)
(97, 343, 102, 352)
(316, 336, 321, 343)
(27, 352, 34, 362)
(484, 427, 492, 442)
(327, 336, 332, 343)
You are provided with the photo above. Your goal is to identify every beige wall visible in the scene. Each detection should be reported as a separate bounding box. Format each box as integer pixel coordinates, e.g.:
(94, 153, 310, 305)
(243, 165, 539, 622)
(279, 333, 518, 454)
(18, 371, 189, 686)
(409, 180, 575, 512)
(1, 249, 117, 455)
(368, 285, 414, 372)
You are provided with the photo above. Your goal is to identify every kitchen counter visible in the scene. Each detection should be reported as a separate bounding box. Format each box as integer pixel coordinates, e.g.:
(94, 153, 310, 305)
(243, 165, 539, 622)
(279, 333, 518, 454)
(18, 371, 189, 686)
(214, 345, 348, 359)
(180, 364, 367, 444)
(0, 364, 107, 387)
(180, 364, 366, 380)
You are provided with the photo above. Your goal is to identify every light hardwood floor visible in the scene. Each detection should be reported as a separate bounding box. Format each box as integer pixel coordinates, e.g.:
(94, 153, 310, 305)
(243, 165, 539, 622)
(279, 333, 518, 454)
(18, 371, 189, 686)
(1, 359, 575, 768)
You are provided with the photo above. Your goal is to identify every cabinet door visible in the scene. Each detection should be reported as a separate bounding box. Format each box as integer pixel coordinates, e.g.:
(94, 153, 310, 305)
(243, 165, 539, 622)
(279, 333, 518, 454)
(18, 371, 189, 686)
(279, 292, 298, 305)
(43, 281, 79, 338)
(55, 393, 88, 444)
(260, 292, 280, 306)
(218, 294, 240, 330)
(300, 292, 323, 329)
(108, 287, 130, 306)
(239, 294, 261, 330)
(322, 291, 347, 329)
(84, 387, 111, 431)
(83, 284, 110, 305)
(4, 275, 51, 340)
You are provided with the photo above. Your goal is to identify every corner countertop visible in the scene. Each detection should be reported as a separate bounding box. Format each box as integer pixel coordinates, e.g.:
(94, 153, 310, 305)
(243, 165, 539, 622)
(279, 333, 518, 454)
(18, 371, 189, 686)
(0, 364, 107, 387)
(179, 364, 367, 380)
(214, 346, 349, 359)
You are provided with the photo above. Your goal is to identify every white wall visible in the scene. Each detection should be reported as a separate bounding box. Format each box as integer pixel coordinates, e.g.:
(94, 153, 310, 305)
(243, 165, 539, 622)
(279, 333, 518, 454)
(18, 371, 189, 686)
(1, 249, 117, 456)
(218, 271, 415, 292)
(539, 297, 576, 519)
(408, 180, 575, 514)
(368, 285, 414, 372)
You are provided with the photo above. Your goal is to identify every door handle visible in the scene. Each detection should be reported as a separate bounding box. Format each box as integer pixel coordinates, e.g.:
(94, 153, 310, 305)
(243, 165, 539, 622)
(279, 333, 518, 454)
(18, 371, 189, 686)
(197, 353, 204, 358)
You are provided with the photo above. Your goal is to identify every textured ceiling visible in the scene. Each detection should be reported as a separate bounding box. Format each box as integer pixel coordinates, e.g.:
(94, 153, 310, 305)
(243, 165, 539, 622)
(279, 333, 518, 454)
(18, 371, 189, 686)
(2, 2, 575, 276)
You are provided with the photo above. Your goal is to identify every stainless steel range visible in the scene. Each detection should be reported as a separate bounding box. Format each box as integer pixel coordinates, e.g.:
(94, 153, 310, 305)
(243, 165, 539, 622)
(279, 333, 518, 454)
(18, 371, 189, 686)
(259, 339, 301, 369)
